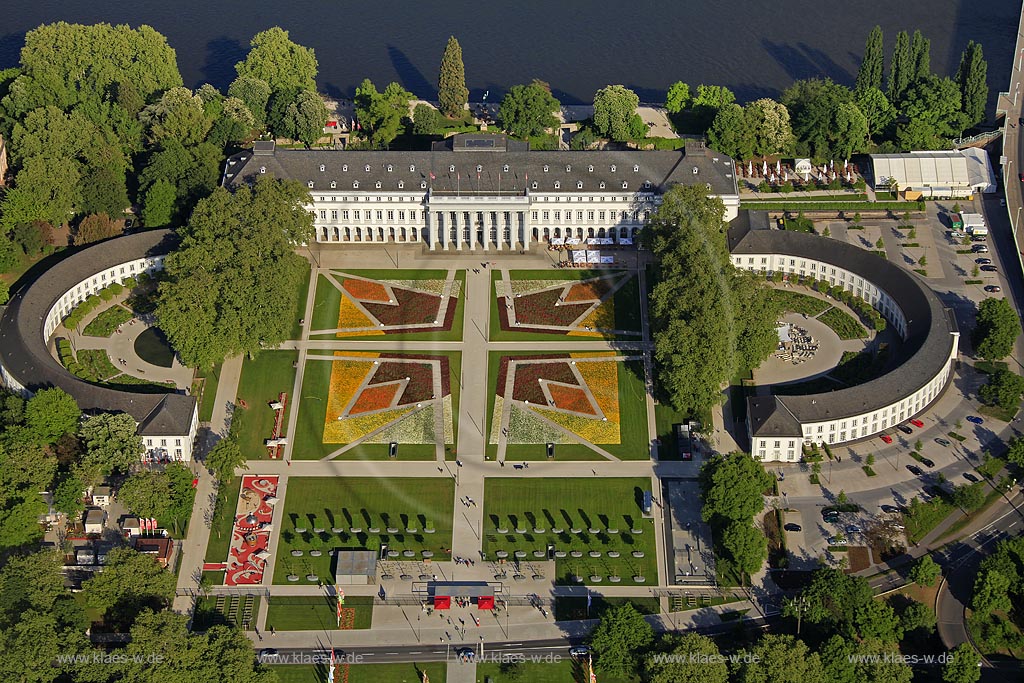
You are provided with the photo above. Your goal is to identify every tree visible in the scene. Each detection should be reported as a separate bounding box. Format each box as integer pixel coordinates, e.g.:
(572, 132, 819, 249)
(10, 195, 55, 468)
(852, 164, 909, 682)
(956, 41, 988, 127)
(206, 436, 247, 483)
(721, 520, 768, 580)
(79, 160, 130, 218)
(234, 27, 318, 92)
(1, 155, 81, 230)
(746, 98, 793, 157)
(820, 636, 914, 683)
(24, 389, 79, 445)
(52, 470, 86, 517)
(783, 78, 866, 159)
(118, 470, 172, 521)
(690, 84, 736, 132)
(665, 81, 691, 114)
(645, 632, 727, 683)
(74, 212, 122, 245)
(896, 76, 968, 148)
(411, 103, 441, 135)
(588, 603, 653, 678)
(82, 547, 175, 630)
(833, 102, 869, 159)
(980, 368, 1024, 412)
(138, 140, 222, 223)
(943, 643, 981, 683)
(593, 85, 644, 142)
(856, 87, 895, 141)
(139, 86, 212, 146)
(1006, 436, 1024, 469)
(735, 634, 824, 683)
(354, 79, 413, 148)
(498, 80, 561, 139)
(972, 568, 1013, 616)
(973, 297, 1021, 361)
(908, 554, 941, 586)
(79, 413, 143, 476)
(287, 89, 329, 147)
(855, 26, 884, 93)
(911, 30, 931, 82)
(437, 36, 468, 117)
(141, 178, 176, 227)
(875, 237, 884, 249)
(900, 600, 936, 637)
(228, 75, 272, 127)
(0, 282, 8, 306)
(788, 566, 902, 642)
(700, 451, 772, 524)
(156, 177, 313, 368)
(887, 31, 911, 103)
(707, 103, 753, 159)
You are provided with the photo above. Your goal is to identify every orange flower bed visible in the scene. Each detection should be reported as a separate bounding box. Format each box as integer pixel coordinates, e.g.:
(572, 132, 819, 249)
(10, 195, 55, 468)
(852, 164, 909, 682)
(548, 383, 596, 415)
(324, 354, 376, 423)
(568, 299, 615, 336)
(563, 277, 614, 302)
(343, 278, 391, 302)
(349, 383, 399, 414)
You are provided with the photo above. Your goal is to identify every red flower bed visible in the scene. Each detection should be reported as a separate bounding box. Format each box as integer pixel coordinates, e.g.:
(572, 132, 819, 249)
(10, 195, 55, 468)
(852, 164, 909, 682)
(369, 360, 435, 404)
(349, 383, 399, 414)
(494, 355, 577, 404)
(379, 353, 451, 397)
(384, 288, 458, 334)
(342, 278, 391, 302)
(497, 299, 564, 335)
(563, 278, 613, 302)
(362, 288, 440, 326)
(548, 384, 596, 415)
(514, 289, 591, 327)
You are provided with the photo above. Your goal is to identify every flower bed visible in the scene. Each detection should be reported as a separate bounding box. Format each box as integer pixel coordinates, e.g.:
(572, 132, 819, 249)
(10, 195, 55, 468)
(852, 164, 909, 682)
(82, 305, 133, 337)
(323, 406, 413, 443)
(533, 406, 619, 444)
(336, 296, 380, 333)
(342, 278, 391, 302)
(507, 404, 573, 444)
(325, 356, 377, 421)
(369, 360, 435, 404)
(366, 405, 436, 443)
(509, 361, 579, 405)
(569, 299, 615, 336)
(575, 360, 619, 419)
(564, 277, 614, 302)
(547, 384, 596, 415)
(349, 383, 399, 414)
(362, 288, 440, 326)
(513, 289, 591, 327)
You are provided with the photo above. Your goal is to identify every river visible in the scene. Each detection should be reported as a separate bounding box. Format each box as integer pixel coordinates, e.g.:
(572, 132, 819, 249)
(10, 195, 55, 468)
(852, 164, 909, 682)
(0, 0, 1019, 105)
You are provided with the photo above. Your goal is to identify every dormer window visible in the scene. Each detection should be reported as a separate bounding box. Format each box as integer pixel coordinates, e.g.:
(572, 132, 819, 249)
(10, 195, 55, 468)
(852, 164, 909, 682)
(398, 180, 404, 189)
(543, 165, 549, 172)
(307, 181, 314, 188)
(259, 166, 266, 174)
(420, 181, 427, 188)
(610, 165, 616, 172)
(353, 181, 359, 189)
(531, 181, 538, 189)
(503, 164, 509, 172)
(319, 164, 325, 172)
(365, 165, 371, 172)
(476, 164, 482, 173)
(409, 164, 416, 172)
(588, 165, 594, 172)
(554, 181, 561, 189)
(599, 181, 606, 189)
(633, 165, 639, 172)
(375, 181, 382, 188)
(387, 164, 393, 172)
(566, 165, 571, 172)
(342, 164, 348, 172)
(330, 181, 337, 189)
(622, 181, 628, 189)
(449, 165, 456, 172)
(643, 181, 651, 189)
(692, 166, 699, 174)
(706, 183, 712, 191)
(576, 181, 583, 189)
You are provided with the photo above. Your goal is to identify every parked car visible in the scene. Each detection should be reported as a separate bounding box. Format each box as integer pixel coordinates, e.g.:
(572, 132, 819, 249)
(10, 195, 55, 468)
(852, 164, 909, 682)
(828, 535, 848, 545)
(964, 473, 980, 483)
(906, 464, 924, 476)
(880, 504, 906, 514)
(981, 265, 998, 272)
(951, 231, 966, 239)
(985, 285, 1003, 293)
(569, 646, 590, 658)
(967, 415, 984, 425)
(972, 245, 989, 253)
(921, 457, 935, 468)
(881, 434, 893, 444)
(784, 523, 802, 532)
(897, 425, 914, 435)
(845, 524, 862, 534)
(910, 419, 924, 428)
(258, 649, 279, 658)
(934, 438, 951, 447)
(975, 258, 992, 265)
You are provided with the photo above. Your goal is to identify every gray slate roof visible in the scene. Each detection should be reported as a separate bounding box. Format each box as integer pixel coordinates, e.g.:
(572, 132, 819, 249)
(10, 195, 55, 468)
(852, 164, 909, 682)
(730, 221, 958, 437)
(0, 230, 196, 436)
(224, 135, 739, 198)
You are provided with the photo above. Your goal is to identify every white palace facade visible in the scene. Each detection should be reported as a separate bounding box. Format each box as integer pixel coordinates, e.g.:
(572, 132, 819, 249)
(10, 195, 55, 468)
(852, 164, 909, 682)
(223, 134, 740, 248)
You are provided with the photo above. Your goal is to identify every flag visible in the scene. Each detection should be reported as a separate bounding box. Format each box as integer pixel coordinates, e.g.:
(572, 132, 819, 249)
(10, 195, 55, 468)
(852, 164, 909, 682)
(328, 649, 335, 683)
(429, 172, 436, 180)
(589, 653, 597, 683)
(421, 672, 429, 683)
(336, 586, 345, 628)
(378, 585, 386, 600)
(586, 590, 592, 615)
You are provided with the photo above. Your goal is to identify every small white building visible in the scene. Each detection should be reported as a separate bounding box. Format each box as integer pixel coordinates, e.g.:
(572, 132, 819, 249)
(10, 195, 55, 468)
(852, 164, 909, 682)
(83, 508, 106, 535)
(90, 485, 112, 507)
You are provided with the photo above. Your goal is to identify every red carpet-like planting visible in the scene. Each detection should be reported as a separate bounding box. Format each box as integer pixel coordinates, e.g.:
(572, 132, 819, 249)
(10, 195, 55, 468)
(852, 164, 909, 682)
(361, 288, 441, 326)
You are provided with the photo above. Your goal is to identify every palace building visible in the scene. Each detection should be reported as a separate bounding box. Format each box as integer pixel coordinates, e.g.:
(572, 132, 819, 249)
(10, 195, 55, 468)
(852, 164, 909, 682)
(223, 134, 740, 248)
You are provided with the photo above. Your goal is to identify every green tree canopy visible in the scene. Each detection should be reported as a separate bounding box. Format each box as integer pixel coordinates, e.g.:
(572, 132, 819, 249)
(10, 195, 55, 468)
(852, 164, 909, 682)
(911, 30, 931, 82)
(228, 75, 272, 127)
(689, 84, 736, 132)
(735, 634, 824, 683)
(820, 635, 914, 683)
(25, 389, 79, 445)
(972, 568, 1013, 616)
(956, 40, 988, 127)
(786, 566, 902, 642)
(942, 643, 981, 683)
(354, 79, 414, 148)
(665, 81, 692, 114)
(588, 603, 654, 678)
(707, 103, 753, 159)
(206, 436, 248, 483)
(438, 36, 468, 117)
(79, 412, 143, 476)
(82, 547, 176, 631)
(896, 75, 968, 149)
(118, 470, 172, 520)
(700, 451, 772, 524)
(887, 30, 912, 103)
(139, 86, 213, 146)
(592, 84, 644, 142)
(498, 80, 561, 140)
(267, 87, 328, 146)
(973, 297, 1021, 362)
(855, 26, 884, 93)
(980, 368, 1024, 413)
(156, 177, 313, 368)
(141, 178, 177, 227)
(783, 78, 866, 160)
(138, 139, 222, 224)
(746, 98, 793, 157)
(645, 632, 727, 683)
(234, 27, 318, 93)
(856, 86, 896, 140)
(908, 554, 941, 586)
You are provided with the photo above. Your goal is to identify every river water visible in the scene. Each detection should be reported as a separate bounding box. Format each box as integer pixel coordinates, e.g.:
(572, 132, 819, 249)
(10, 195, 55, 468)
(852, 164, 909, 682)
(0, 0, 1019, 104)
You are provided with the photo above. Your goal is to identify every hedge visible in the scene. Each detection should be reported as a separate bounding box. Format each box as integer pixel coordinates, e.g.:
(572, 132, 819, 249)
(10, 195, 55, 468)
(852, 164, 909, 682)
(739, 200, 925, 212)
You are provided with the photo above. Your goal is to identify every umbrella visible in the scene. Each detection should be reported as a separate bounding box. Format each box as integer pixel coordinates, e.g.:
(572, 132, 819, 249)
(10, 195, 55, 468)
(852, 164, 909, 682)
(776, 160, 781, 174)
(762, 160, 768, 175)
(846, 171, 852, 182)
(265, 496, 279, 505)
(783, 170, 788, 182)
(748, 161, 753, 176)
(830, 159, 834, 169)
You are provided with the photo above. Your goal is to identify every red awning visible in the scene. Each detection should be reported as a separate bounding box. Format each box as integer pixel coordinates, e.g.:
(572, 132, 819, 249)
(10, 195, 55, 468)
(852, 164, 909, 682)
(434, 596, 451, 610)
(477, 596, 495, 610)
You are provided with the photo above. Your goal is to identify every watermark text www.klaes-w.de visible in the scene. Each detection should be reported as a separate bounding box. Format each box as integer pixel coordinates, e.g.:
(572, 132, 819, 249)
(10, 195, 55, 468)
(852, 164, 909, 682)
(55, 653, 166, 665)
(648, 653, 762, 665)
(847, 652, 955, 665)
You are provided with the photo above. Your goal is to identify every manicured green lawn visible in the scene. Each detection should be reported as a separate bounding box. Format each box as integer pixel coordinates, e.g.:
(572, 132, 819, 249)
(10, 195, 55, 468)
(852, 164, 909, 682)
(204, 477, 242, 563)
(773, 289, 831, 316)
(482, 477, 658, 586)
(265, 595, 373, 631)
(196, 362, 223, 422)
(269, 663, 446, 683)
(292, 351, 460, 460)
(82, 304, 134, 337)
(818, 307, 867, 340)
(476, 660, 635, 683)
(290, 260, 312, 340)
(489, 269, 643, 342)
(274, 477, 454, 583)
(192, 595, 260, 631)
(485, 352, 650, 461)
(233, 351, 298, 461)
(309, 269, 465, 341)
(553, 595, 659, 620)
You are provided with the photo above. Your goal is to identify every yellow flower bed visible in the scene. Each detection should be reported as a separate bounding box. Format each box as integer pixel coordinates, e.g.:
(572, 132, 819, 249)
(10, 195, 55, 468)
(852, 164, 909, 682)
(528, 359, 621, 444)
(323, 406, 414, 443)
(569, 351, 617, 358)
(567, 299, 615, 337)
(336, 294, 383, 336)
(324, 355, 376, 424)
(532, 406, 619, 444)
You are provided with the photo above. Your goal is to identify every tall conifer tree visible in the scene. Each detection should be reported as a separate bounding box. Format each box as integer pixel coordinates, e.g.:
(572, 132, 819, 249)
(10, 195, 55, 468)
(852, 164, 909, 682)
(887, 31, 911, 103)
(911, 30, 931, 82)
(855, 26, 884, 93)
(957, 40, 989, 127)
(438, 36, 468, 117)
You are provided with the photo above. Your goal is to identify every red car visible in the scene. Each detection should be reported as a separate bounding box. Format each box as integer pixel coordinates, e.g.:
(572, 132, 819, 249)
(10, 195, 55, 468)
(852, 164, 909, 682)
(909, 419, 924, 428)
(880, 434, 893, 444)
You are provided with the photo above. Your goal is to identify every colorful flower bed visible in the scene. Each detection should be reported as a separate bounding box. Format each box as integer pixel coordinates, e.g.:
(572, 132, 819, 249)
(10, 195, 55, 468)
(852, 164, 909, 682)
(568, 299, 616, 336)
(336, 296, 381, 334)
(342, 278, 391, 302)
(507, 404, 573, 444)
(506, 279, 570, 296)
(325, 355, 377, 421)
(564, 277, 614, 302)
(323, 406, 414, 443)
(366, 405, 436, 443)
(369, 360, 436, 404)
(547, 383, 596, 415)
(509, 361, 579, 405)
(349, 383, 399, 414)
(362, 288, 441, 326)
(513, 289, 591, 327)
(532, 406, 619, 444)
(381, 279, 452, 296)
(575, 360, 620, 421)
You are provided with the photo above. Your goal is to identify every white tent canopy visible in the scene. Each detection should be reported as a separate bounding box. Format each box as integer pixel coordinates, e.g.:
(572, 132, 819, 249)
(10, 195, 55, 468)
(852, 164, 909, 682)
(871, 149, 996, 197)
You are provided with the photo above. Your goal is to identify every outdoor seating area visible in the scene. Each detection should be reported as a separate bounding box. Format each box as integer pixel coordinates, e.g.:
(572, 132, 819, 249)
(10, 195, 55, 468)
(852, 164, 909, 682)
(265, 393, 288, 459)
(773, 322, 819, 365)
(555, 250, 622, 268)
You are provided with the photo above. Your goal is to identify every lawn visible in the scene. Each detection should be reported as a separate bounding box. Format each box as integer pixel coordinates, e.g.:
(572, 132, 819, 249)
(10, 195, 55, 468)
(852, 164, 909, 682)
(773, 289, 831, 317)
(653, 402, 699, 461)
(273, 476, 454, 584)
(204, 476, 242, 564)
(269, 663, 446, 683)
(291, 260, 312, 340)
(477, 660, 635, 683)
(482, 477, 658, 586)
(192, 595, 260, 631)
(82, 304, 133, 337)
(489, 269, 643, 341)
(486, 352, 650, 461)
(196, 362, 223, 423)
(233, 351, 298, 461)
(77, 349, 119, 380)
(292, 351, 461, 460)
(818, 306, 868, 340)
(265, 595, 373, 631)
(553, 595, 659, 620)
(309, 269, 465, 341)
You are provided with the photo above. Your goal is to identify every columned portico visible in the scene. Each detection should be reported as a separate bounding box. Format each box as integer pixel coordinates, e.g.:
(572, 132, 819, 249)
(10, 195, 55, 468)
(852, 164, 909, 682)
(426, 195, 531, 252)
